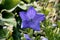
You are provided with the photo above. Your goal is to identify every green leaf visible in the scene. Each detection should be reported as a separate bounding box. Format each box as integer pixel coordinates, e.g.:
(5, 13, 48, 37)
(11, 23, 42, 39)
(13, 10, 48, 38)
(12, 28, 21, 40)
(57, 20, 60, 28)
(2, 0, 20, 10)
(4, 18, 16, 27)
(0, 0, 5, 4)
(18, 3, 32, 10)
(23, 0, 31, 3)
(2, 18, 16, 27)
(0, 19, 4, 25)
(18, 4, 27, 10)
(35, 36, 40, 40)
(0, 29, 9, 38)
(41, 8, 49, 16)
(2, 11, 14, 18)
(0, 38, 6, 40)
(8, 36, 13, 40)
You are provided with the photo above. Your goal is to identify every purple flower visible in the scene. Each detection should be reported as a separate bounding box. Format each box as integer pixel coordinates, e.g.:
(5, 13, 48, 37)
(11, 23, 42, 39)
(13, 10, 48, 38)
(24, 34, 31, 40)
(19, 6, 45, 31)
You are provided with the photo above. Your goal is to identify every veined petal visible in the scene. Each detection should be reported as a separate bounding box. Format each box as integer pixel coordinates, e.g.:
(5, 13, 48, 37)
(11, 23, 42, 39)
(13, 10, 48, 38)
(29, 21, 40, 31)
(19, 11, 29, 20)
(33, 13, 45, 22)
(27, 6, 37, 19)
(24, 34, 31, 40)
(21, 21, 30, 28)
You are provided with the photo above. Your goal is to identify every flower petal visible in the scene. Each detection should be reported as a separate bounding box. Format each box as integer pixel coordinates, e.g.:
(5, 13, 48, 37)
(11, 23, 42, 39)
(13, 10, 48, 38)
(27, 6, 37, 19)
(24, 34, 31, 40)
(41, 36, 48, 40)
(29, 21, 40, 31)
(33, 13, 45, 22)
(21, 21, 30, 28)
(19, 11, 29, 20)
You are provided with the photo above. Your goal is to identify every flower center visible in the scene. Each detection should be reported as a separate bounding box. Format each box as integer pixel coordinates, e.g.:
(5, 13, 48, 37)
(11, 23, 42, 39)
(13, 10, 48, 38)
(30, 19, 33, 22)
